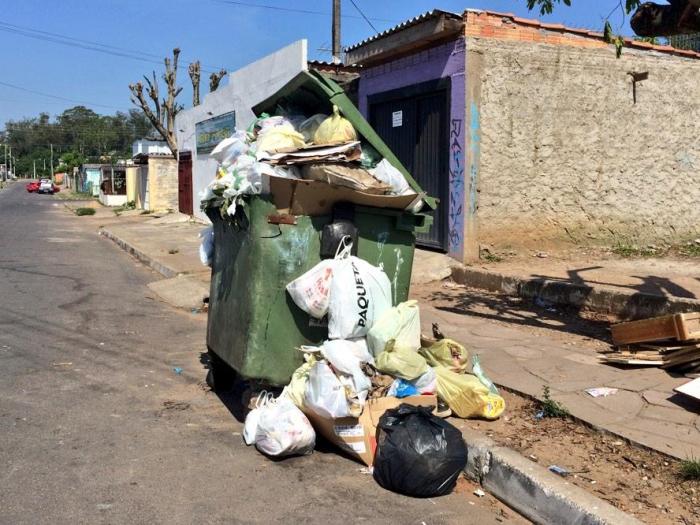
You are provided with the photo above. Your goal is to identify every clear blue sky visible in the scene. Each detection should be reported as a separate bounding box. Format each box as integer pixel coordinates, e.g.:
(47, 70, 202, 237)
(0, 0, 634, 122)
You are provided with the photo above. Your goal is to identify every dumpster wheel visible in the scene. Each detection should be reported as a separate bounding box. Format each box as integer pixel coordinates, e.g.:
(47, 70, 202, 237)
(205, 349, 237, 393)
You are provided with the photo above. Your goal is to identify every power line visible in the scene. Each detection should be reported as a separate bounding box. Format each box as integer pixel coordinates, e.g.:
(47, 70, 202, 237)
(213, 0, 395, 22)
(348, 0, 379, 33)
(0, 20, 230, 73)
(0, 80, 127, 111)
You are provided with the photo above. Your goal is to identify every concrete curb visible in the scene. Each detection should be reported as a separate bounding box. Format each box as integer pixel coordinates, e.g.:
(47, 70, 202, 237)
(461, 428, 643, 525)
(452, 266, 700, 320)
(99, 228, 179, 279)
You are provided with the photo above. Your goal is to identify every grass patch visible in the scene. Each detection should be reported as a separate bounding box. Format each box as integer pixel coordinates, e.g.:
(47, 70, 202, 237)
(75, 207, 96, 216)
(540, 386, 570, 418)
(112, 201, 137, 215)
(678, 242, 700, 258)
(612, 243, 660, 258)
(481, 252, 503, 263)
(679, 457, 700, 480)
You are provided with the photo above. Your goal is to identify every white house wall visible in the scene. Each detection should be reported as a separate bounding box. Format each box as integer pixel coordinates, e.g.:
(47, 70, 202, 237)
(176, 39, 308, 221)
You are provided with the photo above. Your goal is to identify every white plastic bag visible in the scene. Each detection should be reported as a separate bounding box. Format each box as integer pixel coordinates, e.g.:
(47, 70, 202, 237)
(304, 361, 351, 418)
(209, 131, 249, 167)
(198, 226, 214, 267)
(413, 366, 437, 394)
(367, 300, 421, 356)
(243, 392, 273, 445)
(370, 159, 414, 196)
(327, 241, 392, 340)
(320, 339, 373, 410)
(254, 396, 316, 457)
(298, 113, 328, 141)
(286, 260, 334, 319)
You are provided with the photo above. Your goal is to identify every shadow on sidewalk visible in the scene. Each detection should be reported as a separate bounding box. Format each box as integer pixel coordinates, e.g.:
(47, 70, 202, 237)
(428, 287, 612, 344)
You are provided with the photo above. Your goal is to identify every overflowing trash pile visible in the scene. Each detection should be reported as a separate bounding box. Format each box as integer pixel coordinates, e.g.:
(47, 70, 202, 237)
(199, 108, 416, 221)
(199, 107, 505, 499)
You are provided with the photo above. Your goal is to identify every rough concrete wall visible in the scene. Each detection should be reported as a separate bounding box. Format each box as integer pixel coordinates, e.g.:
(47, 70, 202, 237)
(470, 38, 700, 248)
(147, 157, 178, 212)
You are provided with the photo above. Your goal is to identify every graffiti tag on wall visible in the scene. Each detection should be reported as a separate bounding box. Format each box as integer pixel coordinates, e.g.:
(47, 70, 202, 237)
(448, 118, 465, 257)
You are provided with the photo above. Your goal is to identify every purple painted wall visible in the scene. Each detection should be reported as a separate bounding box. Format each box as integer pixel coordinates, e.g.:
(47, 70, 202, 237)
(358, 39, 466, 260)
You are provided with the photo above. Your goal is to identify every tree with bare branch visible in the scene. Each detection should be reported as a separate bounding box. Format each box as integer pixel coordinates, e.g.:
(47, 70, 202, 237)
(129, 48, 182, 156)
(209, 69, 227, 93)
(189, 61, 201, 107)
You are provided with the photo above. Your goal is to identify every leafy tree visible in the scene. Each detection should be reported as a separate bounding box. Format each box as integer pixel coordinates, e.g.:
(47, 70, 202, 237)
(526, 1, 700, 40)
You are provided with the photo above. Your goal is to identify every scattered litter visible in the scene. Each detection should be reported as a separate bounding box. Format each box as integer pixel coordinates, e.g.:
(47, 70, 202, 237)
(52, 362, 73, 367)
(534, 251, 549, 258)
(534, 410, 545, 420)
(473, 488, 486, 497)
(585, 387, 619, 398)
(612, 441, 624, 446)
(548, 465, 570, 477)
(529, 454, 538, 462)
(359, 467, 374, 475)
(674, 377, 700, 402)
(172, 367, 183, 375)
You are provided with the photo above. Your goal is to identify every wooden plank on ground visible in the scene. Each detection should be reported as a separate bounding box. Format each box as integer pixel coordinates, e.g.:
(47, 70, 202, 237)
(611, 313, 700, 345)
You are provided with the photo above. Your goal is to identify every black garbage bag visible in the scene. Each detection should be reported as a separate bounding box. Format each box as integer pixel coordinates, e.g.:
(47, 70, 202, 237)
(373, 404, 468, 498)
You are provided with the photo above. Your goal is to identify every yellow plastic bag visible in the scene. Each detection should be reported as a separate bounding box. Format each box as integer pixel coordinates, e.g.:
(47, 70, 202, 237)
(257, 127, 306, 154)
(434, 366, 505, 420)
(375, 340, 428, 380)
(367, 300, 421, 356)
(313, 105, 357, 145)
(281, 354, 317, 409)
(420, 339, 470, 374)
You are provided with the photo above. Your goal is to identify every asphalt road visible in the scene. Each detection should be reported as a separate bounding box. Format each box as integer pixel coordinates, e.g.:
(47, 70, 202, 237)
(0, 182, 525, 525)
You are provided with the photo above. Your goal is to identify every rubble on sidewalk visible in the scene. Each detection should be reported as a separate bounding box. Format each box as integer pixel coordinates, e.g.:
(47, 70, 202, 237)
(601, 313, 700, 371)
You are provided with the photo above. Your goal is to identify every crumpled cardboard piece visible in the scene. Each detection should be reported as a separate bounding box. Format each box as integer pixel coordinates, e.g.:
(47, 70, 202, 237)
(303, 394, 437, 466)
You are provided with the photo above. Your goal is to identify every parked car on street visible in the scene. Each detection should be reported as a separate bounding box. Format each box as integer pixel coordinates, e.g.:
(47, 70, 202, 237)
(37, 179, 60, 195)
(25, 181, 40, 193)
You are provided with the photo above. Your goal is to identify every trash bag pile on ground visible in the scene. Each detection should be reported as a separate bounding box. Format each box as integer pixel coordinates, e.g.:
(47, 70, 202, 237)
(199, 109, 505, 498)
(241, 232, 505, 497)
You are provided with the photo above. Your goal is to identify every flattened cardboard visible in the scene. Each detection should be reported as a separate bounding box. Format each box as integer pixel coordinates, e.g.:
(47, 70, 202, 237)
(303, 395, 437, 466)
(269, 175, 418, 216)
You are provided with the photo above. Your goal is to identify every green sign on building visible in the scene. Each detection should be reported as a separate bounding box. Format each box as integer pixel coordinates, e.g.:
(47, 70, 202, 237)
(196, 111, 236, 154)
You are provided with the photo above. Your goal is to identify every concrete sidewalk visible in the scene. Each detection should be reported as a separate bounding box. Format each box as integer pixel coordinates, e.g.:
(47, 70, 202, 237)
(454, 256, 700, 320)
(96, 212, 700, 460)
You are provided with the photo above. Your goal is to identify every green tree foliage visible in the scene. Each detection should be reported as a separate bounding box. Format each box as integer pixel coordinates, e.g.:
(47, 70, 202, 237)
(3, 106, 155, 177)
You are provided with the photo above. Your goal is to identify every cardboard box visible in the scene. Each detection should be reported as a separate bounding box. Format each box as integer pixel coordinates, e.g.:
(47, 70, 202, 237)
(269, 176, 420, 216)
(303, 395, 437, 466)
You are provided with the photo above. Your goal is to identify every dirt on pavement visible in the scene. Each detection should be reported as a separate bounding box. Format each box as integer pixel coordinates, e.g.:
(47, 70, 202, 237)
(461, 390, 700, 524)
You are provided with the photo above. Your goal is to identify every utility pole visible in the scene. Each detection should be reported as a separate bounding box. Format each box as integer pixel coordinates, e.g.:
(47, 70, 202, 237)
(9, 147, 12, 178)
(33, 160, 36, 179)
(3, 144, 6, 181)
(50, 143, 54, 182)
(332, 0, 341, 64)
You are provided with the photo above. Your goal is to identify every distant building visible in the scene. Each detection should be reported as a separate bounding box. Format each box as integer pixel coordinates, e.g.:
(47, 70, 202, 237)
(132, 139, 171, 157)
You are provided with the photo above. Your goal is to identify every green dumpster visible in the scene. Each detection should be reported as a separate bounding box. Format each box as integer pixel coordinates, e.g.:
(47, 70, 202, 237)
(205, 71, 434, 388)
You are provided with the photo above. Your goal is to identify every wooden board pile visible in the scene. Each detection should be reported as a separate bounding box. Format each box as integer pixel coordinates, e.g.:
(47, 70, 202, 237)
(600, 313, 700, 371)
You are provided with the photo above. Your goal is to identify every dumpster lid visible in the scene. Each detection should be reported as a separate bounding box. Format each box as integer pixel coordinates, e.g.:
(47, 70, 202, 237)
(252, 70, 436, 211)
